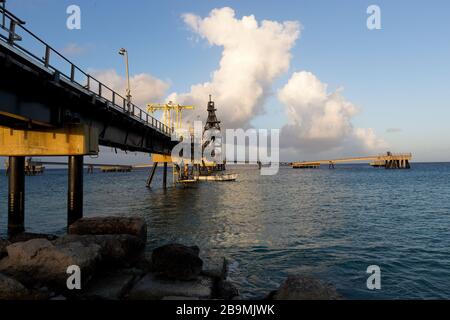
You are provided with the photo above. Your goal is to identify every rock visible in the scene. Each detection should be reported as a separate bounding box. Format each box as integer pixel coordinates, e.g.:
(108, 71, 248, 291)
(133, 252, 153, 272)
(162, 296, 199, 300)
(127, 273, 213, 300)
(0, 238, 101, 289)
(0, 239, 10, 259)
(264, 290, 277, 300)
(29, 286, 52, 300)
(0, 273, 49, 300)
(9, 232, 58, 243)
(0, 273, 30, 300)
(54, 234, 145, 265)
(69, 216, 147, 243)
(82, 270, 136, 300)
(201, 256, 228, 280)
(152, 244, 203, 280)
(215, 279, 239, 300)
(273, 276, 341, 300)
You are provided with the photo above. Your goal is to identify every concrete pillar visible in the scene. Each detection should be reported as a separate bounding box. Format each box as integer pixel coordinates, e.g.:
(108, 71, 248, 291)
(8, 156, 25, 237)
(68, 155, 84, 227)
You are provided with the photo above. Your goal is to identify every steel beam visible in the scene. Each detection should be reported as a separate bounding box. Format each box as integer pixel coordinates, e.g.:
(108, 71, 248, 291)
(0, 125, 98, 156)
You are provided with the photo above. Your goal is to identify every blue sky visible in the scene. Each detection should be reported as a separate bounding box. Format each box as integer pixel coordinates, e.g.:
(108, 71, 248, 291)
(4, 0, 450, 162)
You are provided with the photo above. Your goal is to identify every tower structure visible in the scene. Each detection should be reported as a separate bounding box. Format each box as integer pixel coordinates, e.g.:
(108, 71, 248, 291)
(203, 95, 221, 132)
(202, 95, 225, 171)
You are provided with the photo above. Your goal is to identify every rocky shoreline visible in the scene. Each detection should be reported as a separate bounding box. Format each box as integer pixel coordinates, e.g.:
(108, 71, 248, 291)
(0, 216, 341, 300)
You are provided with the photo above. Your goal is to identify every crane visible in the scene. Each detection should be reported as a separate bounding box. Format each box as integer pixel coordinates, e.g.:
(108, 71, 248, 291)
(173, 104, 195, 130)
(147, 101, 195, 130)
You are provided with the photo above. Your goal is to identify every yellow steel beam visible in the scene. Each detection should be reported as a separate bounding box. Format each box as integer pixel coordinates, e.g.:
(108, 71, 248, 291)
(0, 125, 99, 156)
(152, 154, 173, 163)
(151, 153, 205, 165)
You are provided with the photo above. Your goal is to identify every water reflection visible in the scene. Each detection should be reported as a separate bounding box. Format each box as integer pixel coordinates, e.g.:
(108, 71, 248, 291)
(1, 164, 450, 299)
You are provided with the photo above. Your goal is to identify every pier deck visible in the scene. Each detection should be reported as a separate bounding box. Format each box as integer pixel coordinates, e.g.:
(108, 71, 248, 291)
(292, 152, 412, 169)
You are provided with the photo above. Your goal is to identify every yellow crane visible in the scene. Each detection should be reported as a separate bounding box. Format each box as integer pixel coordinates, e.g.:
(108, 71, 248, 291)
(146, 101, 195, 130)
(173, 104, 195, 130)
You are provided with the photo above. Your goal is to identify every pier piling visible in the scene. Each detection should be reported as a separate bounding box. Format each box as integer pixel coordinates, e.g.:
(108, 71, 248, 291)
(146, 162, 158, 188)
(67, 155, 84, 227)
(7, 156, 25, 237)
(163, 162, 168, 189)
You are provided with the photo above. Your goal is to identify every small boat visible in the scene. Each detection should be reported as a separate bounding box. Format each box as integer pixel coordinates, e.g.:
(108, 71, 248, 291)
(196, 173, 238, 182)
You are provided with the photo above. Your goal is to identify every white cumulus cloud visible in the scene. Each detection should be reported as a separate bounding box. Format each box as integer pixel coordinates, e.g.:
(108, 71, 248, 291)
(168, 7, 301, 128)
(61, 43, 90, 56)
(279, 71, 387, 156)
(90, 69, 169, 108)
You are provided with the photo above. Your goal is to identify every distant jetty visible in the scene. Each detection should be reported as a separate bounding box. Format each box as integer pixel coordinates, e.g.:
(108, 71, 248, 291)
(4, 158, 44, 176)
(292, 152, 412, 169)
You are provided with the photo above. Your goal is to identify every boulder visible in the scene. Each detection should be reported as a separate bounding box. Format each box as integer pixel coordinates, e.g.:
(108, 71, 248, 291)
(152, 244, 203, 280)
(215, 279, 239, 300)
(0, 273, 49, 300)
(54, 234, 145, 264)
(201, 256, 228, 280)
(133, 251, 153, 272)
(273, 276, 341, 300)
(69, 216, 147, 243)
(82, 270, 137, 300)
(0, 238, 101, 289)
(161, 296, 199, 300)
(0, 273, 30, 300)
(0, 239, 10, 259)
(9, 232, 58, 243)
(127, 273, 213, 300)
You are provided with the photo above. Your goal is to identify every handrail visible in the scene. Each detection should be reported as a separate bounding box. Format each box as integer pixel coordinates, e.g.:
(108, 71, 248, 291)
(0, 6, 172, 136)
(1, 5, 25, 25)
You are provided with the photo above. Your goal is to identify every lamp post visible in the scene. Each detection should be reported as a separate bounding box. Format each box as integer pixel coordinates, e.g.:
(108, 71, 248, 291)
(118, 48, 132, 113)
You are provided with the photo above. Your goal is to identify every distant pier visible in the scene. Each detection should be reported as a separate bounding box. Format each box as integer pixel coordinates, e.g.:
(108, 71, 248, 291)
(292, 152, 412, 169)
(100, 166, 132, 173)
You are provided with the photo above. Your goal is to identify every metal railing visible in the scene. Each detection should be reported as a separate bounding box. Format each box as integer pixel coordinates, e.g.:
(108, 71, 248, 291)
(0, 6, 172, 136)
(1, 2, 5, 30)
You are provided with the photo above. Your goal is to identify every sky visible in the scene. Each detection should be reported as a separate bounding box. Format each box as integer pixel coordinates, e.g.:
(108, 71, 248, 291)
(2, 0, 450, 164)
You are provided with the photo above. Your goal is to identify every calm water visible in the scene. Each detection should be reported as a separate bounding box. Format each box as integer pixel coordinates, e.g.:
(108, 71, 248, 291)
(1, 163, 450, 299)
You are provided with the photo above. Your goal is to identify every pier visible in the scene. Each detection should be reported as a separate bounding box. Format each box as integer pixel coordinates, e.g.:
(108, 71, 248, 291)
(0, 6, 176, 236)
(292, 152, 412, 169)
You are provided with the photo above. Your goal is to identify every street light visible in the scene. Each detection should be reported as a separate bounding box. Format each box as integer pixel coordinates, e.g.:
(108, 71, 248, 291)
(118, 48, 132, 113)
